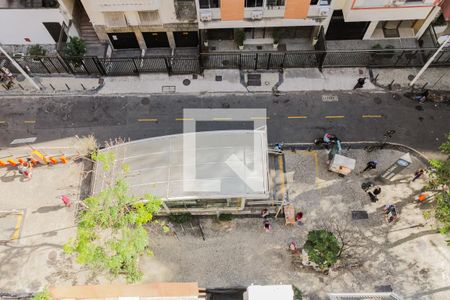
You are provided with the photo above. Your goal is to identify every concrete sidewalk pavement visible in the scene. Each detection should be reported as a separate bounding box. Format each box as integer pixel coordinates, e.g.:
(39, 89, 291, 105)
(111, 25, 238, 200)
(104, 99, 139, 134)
(1, 67, 449, 95)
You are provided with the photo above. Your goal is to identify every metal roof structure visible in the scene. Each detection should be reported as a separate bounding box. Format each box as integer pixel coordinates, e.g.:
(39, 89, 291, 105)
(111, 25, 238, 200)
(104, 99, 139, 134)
(92, 130, 269, 201)
(328, 293, 404, 300)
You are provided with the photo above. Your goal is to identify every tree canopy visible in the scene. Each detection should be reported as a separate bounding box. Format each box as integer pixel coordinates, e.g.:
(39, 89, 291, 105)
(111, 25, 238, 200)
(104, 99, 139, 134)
(303, 229, 341, 270)
(428, 133, 450, 235)
(64, 151, 163, 282)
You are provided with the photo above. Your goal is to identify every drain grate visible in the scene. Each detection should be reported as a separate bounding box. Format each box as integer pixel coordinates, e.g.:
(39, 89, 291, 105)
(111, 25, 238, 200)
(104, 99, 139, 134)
(352, 211, 369, 220)
(375, 285, 393, 292)
(215, 75, 222, 81)
(322, 95, 338, 102)
(161, 86, 176, 93)
(247, 73, 261, 86)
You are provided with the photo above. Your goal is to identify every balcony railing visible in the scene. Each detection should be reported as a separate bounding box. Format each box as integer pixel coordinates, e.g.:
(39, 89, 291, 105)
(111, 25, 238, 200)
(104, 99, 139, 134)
(97, 0, 160, 12)
(353, 0, 436, 9)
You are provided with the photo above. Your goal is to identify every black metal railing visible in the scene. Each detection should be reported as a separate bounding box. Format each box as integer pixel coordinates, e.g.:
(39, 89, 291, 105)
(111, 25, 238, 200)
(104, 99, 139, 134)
(2, 48, 450, 77)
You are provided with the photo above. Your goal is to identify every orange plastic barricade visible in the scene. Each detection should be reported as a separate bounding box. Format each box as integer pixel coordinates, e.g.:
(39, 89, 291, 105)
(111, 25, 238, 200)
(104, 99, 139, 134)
(31, 150, 47, 164)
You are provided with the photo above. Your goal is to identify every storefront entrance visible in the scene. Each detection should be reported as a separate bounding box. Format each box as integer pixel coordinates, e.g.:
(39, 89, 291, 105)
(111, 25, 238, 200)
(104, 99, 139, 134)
(174, 31, 199, 47)
(142, 32, 170, 48)
(107, 32, 140, 49)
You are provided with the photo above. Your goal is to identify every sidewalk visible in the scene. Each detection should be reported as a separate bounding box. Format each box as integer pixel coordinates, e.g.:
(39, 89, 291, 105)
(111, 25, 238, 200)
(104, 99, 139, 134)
(2, 67, 449, 95)
(371, 67, 450, 90)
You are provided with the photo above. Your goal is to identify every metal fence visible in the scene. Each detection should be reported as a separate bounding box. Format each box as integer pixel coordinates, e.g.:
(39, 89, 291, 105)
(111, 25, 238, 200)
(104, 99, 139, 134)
(2, 48, 450, 77)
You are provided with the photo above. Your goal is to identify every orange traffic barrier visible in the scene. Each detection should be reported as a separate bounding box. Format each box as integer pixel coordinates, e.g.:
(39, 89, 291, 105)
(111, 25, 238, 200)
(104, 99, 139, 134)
(49, 157, 58, 164)
(18, 158, 26, 164)
(7, 159, 17, 166)
(60, 156, 68, 164)
(0, 160, 6, 167)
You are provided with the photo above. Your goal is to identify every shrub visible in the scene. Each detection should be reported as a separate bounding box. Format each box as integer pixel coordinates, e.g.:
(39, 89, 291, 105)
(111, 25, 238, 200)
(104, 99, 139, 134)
(218, 213, 233, 221)
(234, 29, 245, 47)
(28, 45, 47, 57)
(303, 230, 341, 270)
(64, 37, 87, 57)
(168, 213, 193, 224)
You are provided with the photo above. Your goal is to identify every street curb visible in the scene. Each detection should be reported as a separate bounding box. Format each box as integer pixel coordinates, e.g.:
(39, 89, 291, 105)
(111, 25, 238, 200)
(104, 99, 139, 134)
(273, 141, 430, 165)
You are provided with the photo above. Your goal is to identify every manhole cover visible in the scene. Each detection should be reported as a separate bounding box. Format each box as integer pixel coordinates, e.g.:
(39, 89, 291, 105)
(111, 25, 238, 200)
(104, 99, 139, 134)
(415, 105, 424, 111)
(215, 75, 223, 81)
(392, 93, 401, 100)
(16, 74, 26, 82)
(141, 98, 150, 105)
(375, 285, 393, 292)
(352, 211, 369, 220)
(373, 97, 382, 104)
(408, 74, 415, 81)
(45, 103, 55, 113)
(183, 79, 191, 86)
(419, 116, 424, 121)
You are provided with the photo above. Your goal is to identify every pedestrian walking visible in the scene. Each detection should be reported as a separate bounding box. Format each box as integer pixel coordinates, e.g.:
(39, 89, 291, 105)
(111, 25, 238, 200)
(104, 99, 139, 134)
(261, 208, 269, 219)
(367, 186, 381, 202)
(263, 220, 272, 232)
(17, 159, 32, 178)
(353, 77, 366, 90)
(412, 169, 424, 182)
(61, 195, 71, 207)
(295, 212, 303, 226)
(361, 160, 378, 173)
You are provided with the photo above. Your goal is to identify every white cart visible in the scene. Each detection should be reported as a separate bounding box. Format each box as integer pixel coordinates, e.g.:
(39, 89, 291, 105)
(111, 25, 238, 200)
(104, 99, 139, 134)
(329, 154, 356, 176)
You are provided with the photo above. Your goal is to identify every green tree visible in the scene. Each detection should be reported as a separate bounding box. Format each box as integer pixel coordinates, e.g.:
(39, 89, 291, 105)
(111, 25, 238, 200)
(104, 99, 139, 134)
(64, 151, 163, 282)
(428, 133, 450, 235)
(303, 230, 341, 270)
(31, 289, 51, 300)
(64, 37, 87, 67)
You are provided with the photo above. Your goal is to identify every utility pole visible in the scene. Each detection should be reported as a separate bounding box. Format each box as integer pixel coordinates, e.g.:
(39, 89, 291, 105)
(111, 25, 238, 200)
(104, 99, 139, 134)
(409, 35, 450, 87)
(0, 46, 41, 91)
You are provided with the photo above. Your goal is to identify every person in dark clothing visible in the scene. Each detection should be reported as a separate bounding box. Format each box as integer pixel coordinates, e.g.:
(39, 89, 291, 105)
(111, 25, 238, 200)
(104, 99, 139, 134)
(412, 169, 424, 182)
(353, 77, 366, 90)
(367, 186, 381, 202)
(362, 160, 378, 173)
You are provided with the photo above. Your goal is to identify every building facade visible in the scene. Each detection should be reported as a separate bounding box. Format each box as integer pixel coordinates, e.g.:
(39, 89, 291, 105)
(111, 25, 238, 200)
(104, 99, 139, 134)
(325, 0, 443, 41)
(0, 0, 79, 54)
(197, 0, 333, 50)
(80, 0, 199, 51)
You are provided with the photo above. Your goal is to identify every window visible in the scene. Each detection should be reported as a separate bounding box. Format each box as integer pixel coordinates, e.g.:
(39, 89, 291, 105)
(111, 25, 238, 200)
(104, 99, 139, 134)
(311, 0, 332, 4)
(267, 0, 285, 6)
(138, 11, 160, 25)
(199, 0, 220, 8)
(245, 0, 263, 7)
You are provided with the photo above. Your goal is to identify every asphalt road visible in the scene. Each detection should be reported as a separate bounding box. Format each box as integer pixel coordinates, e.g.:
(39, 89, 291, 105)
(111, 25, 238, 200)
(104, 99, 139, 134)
(0, 91, 449, 154)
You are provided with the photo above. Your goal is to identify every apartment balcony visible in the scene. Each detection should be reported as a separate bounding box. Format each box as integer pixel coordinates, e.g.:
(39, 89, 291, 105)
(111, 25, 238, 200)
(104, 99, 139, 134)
(175, 0, 197, 21)
(97, 0, 160, 12)
(343, 0, 438, 22)
(352, 0, 436, 9)
(198, 3, 331, 30)
(0, 0, 59, 8)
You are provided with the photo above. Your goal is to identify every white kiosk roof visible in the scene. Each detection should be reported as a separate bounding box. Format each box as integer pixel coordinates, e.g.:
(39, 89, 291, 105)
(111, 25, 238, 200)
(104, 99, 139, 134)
(92, 130, 269, 201)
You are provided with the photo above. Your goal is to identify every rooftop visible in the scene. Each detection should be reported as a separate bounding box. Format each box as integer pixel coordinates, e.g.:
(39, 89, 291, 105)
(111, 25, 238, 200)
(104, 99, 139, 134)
(92, 130, 270, 202)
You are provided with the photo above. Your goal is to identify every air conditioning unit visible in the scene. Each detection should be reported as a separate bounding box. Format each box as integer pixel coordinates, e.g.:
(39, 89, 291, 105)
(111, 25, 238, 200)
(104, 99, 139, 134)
(251, 10, 263, 20)
(319, 7, 330, 16)
(200, 11, 212, 22)
(392, 0, 406, 5)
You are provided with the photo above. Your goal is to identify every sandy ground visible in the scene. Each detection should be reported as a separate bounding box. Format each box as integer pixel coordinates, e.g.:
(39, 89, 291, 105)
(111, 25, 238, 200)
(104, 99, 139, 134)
(1, 148, 449, 300)
(143, 149, 450, 300)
